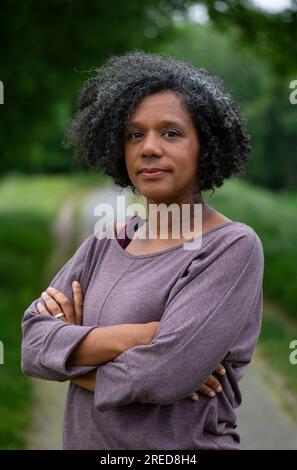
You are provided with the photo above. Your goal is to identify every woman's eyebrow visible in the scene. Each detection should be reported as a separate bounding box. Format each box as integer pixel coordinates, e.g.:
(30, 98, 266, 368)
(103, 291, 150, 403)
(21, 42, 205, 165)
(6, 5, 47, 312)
(127, 119, 186, 129)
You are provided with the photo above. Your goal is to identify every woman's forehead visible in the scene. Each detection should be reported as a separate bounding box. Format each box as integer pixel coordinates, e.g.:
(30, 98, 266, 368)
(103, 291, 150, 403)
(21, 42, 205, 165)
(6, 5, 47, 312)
(128, 91, 190, 124)
(133, 89, 183, 108)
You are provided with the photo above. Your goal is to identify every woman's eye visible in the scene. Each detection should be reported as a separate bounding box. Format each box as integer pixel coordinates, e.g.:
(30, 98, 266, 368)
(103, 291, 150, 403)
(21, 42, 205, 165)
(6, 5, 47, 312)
(165, 130, 179, 138)
(128, 132, 142, 140)
(127, 130, 180, 140)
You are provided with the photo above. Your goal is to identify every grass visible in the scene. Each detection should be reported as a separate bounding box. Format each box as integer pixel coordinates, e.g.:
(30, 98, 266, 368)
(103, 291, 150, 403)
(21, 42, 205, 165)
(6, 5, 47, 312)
(204, 177, 297, 320)
(0, 171, 106, 449)
(0, 171, 104, 216)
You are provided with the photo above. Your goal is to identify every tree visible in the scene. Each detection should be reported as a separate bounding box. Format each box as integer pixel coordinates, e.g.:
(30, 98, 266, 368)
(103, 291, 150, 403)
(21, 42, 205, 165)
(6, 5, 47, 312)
(0, 0, 190, 173)
(204, 0, 297, 77)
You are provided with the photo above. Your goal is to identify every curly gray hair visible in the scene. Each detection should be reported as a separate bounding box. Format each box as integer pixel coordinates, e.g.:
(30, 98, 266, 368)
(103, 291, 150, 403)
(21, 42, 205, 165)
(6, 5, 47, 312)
(64, 50, 251, 194)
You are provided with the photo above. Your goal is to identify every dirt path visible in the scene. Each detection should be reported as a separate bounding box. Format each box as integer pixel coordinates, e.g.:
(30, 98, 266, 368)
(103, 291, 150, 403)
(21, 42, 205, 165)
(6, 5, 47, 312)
(25, 183, 297, 449)
(237, 351, 297, 449)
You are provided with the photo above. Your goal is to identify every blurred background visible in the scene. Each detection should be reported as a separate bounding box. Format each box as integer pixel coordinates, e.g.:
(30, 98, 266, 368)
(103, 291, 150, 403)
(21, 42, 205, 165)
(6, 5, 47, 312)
(0, 0, 297, 450)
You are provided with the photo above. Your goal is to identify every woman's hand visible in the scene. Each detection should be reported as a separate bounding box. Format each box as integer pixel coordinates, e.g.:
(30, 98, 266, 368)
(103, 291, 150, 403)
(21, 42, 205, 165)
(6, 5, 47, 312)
(36, 281, 83, 325)
(189, 364, 226, 401)
(141, 321, 161, 345)
(71, 370, 96, 392)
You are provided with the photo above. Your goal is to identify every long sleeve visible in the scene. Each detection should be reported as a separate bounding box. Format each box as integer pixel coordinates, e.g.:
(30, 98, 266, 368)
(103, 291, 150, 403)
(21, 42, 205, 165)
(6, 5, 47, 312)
(21, 234, 98, 382)
(94, 228, 264, 411)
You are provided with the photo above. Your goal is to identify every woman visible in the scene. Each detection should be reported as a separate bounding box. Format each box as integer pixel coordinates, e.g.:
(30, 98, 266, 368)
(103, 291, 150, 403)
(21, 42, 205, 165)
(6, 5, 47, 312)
(21, 51, 264, 450)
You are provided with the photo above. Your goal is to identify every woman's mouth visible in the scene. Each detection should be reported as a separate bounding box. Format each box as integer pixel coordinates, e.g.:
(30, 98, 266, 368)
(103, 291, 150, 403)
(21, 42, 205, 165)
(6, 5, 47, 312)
(139, 170, 168, 179)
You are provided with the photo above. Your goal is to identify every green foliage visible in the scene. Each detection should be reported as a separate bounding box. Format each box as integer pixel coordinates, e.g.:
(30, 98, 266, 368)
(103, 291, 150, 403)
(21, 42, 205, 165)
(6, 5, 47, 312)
(204, 0, 297, 77)
(0, 214, 51, 449)
(205, 178, 297, 318)
(258, 312, 297, 413)
(0, 0, 189, 175)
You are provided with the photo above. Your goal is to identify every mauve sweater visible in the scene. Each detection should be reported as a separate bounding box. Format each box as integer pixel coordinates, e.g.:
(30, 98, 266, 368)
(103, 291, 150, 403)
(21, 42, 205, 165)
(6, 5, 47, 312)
(21, 215, 264, 450)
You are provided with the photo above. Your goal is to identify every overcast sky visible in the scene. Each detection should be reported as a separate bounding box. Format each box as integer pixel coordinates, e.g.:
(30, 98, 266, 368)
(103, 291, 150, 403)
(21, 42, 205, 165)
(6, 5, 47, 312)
(188, 1, 292, 24)
(253, 0, 291, 11)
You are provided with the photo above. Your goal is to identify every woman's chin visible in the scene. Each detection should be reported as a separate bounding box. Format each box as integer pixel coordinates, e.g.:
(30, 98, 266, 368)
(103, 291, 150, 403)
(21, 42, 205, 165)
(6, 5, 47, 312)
(141, 189, 175, 205)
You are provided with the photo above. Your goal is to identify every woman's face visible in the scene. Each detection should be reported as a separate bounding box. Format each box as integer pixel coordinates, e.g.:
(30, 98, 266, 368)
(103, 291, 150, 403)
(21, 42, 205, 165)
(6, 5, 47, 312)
(124, 90, 200, 204)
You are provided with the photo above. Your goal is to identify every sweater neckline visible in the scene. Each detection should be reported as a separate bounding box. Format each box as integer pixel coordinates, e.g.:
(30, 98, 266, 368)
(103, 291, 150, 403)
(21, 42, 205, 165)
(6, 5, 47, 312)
(112, 216, 238, 259)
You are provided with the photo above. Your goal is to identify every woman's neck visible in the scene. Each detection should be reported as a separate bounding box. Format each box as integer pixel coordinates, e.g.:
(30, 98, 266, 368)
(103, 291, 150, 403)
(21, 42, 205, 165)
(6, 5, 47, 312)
(144, 192, 209, 240)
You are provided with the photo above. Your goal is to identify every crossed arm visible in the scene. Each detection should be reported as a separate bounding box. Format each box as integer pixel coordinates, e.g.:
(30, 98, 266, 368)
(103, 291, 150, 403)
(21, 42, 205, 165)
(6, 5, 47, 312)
(35, 282, 225, 400)
(22, 225, 263, 411)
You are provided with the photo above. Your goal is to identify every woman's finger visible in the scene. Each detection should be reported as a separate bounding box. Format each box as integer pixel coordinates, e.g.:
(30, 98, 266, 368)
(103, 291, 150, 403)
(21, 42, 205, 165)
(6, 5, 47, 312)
(36, 301, 49, 314)
(205, 374, 222, 393)
(37, 300, 66, 322)
(72, 281, 83, 325)
(197, 384, 216, 398)
(44, 287, 75, 323)
(188, 392, 199, 401)
(40, 291, 62, 316)
(214, 363, 226, 376)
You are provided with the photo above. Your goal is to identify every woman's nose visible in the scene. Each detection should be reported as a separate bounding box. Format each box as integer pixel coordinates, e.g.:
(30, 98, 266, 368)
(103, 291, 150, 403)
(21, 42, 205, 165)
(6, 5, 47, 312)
(140, 133, 163, 157)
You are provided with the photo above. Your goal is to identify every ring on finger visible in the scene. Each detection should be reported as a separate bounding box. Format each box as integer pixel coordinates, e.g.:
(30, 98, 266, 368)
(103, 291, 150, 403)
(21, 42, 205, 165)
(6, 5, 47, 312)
(54, 312, 65, 319)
